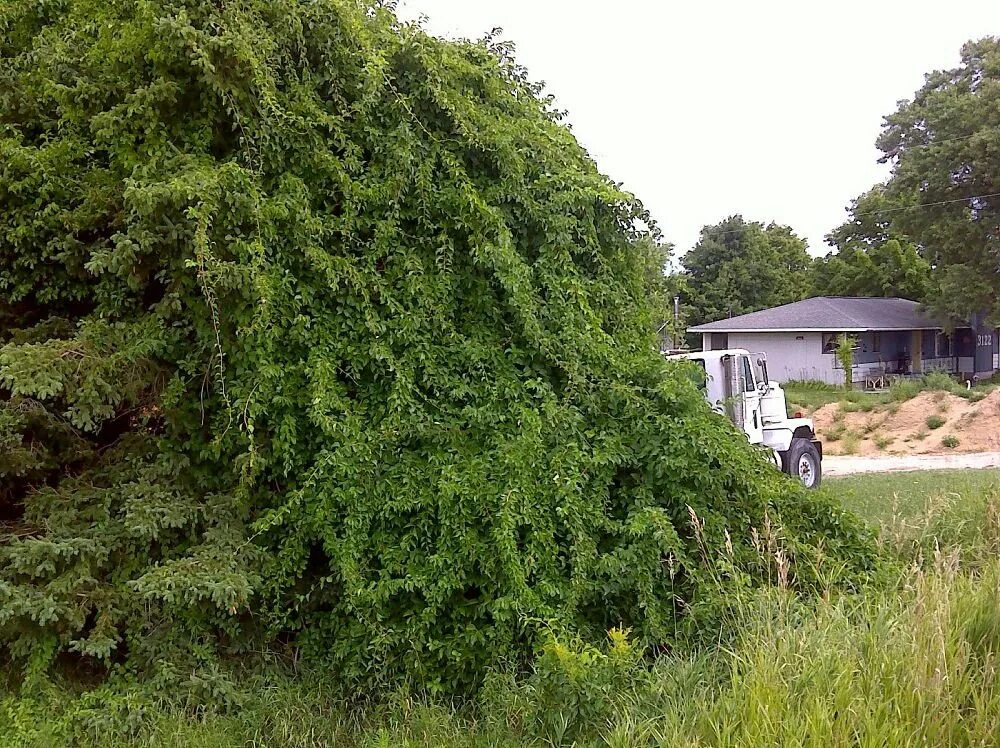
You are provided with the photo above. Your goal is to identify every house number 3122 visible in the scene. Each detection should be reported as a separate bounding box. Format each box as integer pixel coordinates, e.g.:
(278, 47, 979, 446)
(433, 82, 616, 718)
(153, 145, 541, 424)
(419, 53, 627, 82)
(978, 334, 994, 347)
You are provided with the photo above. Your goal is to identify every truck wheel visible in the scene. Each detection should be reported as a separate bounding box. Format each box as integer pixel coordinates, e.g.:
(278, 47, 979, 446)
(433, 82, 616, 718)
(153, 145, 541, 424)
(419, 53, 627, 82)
(782, 438, 822, 489)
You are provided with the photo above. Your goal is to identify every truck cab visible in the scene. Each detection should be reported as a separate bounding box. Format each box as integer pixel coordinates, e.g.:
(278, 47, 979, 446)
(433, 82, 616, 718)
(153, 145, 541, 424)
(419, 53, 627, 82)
(666, 349, 822, 488)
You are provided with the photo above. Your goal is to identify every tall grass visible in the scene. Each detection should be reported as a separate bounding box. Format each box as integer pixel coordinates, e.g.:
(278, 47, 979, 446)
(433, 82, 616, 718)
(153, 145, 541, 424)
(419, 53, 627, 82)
(891, 369, 998, 402)
(5, 472, 1000, 747)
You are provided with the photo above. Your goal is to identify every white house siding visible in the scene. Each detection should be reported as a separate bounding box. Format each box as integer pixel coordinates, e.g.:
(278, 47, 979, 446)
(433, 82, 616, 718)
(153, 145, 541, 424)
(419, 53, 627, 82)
(725, 332, 843, 385)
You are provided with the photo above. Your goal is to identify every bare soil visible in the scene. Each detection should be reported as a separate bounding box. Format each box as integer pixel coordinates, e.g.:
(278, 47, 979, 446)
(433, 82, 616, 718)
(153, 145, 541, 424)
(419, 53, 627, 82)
(814, 390, 1000, 456)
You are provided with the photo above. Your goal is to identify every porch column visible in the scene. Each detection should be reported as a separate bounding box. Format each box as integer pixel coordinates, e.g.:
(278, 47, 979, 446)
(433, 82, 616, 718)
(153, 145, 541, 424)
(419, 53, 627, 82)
(911, 330, 922, 373)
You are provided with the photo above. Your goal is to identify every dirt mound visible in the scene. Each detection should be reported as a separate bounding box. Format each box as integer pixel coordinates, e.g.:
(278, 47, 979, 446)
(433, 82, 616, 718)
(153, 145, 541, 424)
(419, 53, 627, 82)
(813, 390, 1000, 456)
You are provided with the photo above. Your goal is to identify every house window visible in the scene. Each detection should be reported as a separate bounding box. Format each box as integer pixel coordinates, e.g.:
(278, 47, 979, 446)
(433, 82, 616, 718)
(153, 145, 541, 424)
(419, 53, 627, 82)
(822, 333, 841, 354)
(936, 332, 951, 358)
(872, 332, 881, 353)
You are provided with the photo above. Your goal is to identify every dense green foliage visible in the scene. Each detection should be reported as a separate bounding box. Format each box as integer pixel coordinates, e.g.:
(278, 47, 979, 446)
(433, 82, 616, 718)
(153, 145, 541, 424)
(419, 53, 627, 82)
(811, 188, 932, 301)
(680, 216, 812, 329)
(878, 37, 1000, 322)
(0, 0, 877, 692)
(4, 471, 999, 747)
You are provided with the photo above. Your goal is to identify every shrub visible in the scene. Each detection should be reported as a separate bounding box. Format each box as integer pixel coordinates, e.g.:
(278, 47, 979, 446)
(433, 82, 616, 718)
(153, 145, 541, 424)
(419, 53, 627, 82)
(942, 435, 960, 449)
(0, 0, 879, 692)
(890, 379, 923, 402)
(923, 370, 955, 391)
(863, 417, 884, 436)
(841, 432, 861, 455)
(874, 435, 894, 450)
(926, 415, 947, 430)
(836, 336, 857, 390)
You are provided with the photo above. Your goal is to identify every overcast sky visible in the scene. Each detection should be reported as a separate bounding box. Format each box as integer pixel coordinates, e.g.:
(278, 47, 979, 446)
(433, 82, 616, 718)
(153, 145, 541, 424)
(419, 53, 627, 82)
(396, 0, 1000, 258)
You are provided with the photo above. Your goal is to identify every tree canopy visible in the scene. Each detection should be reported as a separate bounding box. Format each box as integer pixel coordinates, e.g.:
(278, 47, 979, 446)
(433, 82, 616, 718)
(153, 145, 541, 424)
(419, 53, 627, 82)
(811, 188, 932, 301)
(878, 37, 1000, 322)
(681, 216, 812, 328)
(0, 0, 874, 694)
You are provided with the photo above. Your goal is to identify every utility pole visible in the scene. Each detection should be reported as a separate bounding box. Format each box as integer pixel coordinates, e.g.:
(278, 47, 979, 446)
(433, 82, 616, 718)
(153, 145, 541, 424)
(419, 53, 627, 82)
(673, 296, 680, 350)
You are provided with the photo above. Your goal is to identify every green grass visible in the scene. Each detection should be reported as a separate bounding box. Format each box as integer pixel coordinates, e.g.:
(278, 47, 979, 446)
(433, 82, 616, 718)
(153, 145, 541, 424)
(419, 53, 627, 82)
(784, 387, 845, 414)
(6, 470, 1000, 747)
(783, 383, 887, 417)
(824, 470, 1000, 565)
(784, 373, 1000, 418)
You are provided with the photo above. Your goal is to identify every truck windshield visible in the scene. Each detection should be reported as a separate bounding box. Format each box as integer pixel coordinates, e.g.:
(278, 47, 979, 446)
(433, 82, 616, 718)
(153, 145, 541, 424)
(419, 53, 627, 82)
(684, 359, 707, 391)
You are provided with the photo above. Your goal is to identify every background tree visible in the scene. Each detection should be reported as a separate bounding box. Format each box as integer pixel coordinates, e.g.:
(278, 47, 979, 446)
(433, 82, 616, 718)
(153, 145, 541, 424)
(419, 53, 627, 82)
(878, 37, 1000, 322)
(681, 216, 812, 328)
(637, 239, 688, 350)
(811, 188, 932, 300)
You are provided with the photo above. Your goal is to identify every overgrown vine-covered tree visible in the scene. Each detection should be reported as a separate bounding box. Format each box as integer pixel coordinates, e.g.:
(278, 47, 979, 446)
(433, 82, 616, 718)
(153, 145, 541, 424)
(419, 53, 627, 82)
(0, 0, 875, 692)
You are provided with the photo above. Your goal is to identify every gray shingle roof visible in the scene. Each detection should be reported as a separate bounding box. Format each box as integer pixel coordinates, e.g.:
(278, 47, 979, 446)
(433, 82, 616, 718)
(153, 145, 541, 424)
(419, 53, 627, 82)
(688, 297, 944, 333)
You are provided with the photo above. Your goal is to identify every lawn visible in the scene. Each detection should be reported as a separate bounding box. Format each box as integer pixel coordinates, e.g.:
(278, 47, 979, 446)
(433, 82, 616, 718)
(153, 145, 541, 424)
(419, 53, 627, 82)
(783, 381, 888, 417)
(828, 468, 1000, 526)
(5, 470, 1000, 747)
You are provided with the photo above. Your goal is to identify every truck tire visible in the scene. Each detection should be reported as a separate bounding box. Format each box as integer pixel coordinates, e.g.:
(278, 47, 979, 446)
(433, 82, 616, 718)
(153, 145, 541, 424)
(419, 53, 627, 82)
(782, 438, 822, 489)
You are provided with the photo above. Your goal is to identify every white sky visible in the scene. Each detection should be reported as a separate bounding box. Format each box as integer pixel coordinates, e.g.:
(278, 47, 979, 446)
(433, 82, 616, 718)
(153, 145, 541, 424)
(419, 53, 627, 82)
(396, 0, 1000, 258)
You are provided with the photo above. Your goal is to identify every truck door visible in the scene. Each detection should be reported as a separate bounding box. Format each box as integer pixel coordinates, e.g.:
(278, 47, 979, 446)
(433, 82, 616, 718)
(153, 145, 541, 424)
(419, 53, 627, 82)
(739, 354, 764, 444)
(722, 354, 764, 444)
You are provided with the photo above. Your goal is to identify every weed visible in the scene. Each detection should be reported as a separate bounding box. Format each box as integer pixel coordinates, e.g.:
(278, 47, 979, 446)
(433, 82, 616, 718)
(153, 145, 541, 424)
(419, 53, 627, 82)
(840, 432, 860, 455)
(874, 435, 895, 450)
(926, 415, 946, 430)
(942, 435, 960, 449)
(890, 379, 923, 401)
(862, 416, 885, 435)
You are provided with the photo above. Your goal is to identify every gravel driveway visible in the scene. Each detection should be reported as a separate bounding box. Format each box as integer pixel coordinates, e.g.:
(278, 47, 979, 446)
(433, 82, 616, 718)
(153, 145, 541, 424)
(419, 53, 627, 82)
(825, 452, 1000, 477)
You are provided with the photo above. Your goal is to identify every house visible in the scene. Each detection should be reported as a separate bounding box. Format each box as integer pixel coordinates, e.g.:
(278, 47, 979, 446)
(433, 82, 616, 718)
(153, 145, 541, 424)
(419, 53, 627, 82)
(687, 297, 1000, 386)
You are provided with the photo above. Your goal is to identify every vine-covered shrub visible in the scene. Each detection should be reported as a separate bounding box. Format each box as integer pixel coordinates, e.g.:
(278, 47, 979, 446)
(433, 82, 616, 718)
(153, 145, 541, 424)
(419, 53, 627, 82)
(0, 0, 878, 691)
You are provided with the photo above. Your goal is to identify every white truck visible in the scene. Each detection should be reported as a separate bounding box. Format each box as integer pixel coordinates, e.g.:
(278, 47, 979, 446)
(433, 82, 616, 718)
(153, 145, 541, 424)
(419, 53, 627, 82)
(665, 348, 822, 488)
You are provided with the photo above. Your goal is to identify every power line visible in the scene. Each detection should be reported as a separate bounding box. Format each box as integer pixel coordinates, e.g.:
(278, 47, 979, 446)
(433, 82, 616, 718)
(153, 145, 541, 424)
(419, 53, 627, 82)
(879, 129, 996, 152)
(850, 191, 1000, 218)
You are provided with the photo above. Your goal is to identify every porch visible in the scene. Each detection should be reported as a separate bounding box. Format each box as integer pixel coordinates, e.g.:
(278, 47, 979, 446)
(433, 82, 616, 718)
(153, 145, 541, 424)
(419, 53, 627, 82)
(835, 328, 979, 389)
